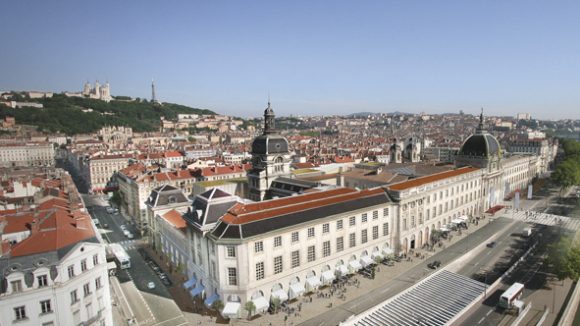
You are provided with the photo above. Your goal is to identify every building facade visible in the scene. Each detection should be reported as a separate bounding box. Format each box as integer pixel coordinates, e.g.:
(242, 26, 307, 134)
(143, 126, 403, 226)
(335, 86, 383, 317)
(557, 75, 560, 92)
(0, 142, 55, 168)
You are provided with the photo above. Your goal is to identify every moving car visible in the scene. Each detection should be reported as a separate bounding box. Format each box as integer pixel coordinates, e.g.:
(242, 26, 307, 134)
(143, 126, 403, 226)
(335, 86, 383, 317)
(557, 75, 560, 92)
(428, 260, 441, 269)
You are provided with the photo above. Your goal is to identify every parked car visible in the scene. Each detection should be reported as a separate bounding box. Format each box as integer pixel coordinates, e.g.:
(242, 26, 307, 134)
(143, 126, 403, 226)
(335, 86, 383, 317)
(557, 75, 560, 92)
(120, 225, 127, 231)
(92, 218, 100, 226)
(161, 278, 172, 286)
(106, 207, 114, 214)
(147, 282, 156, 289)
(428, 260, 441, 269)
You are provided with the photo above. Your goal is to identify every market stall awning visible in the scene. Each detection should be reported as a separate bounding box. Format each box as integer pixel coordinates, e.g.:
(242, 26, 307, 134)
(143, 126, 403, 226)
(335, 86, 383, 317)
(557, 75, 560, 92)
(440, 227, 450, 232)
(204, 293, 220, 307)
(382, 247, 394, 256)
(289, 282, 306, 299)
(349, 260, 363, 272)
(321, 270, 336, 284)
(183, 276, 197, 290)
(271, 289, 289, 302)
(371, 251, 383, 260)
(222, 302, 241, 318)
(306, 276, 321, 290)
(252, 296, 269, 313)
(360, 255, 374, 267)
(189, 284, 204, 297)
(336, 265, 349, 277)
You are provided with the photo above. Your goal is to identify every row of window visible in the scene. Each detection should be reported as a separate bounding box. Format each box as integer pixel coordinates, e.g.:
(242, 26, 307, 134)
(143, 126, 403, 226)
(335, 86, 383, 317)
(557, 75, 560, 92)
(13, 299, 52, 321)
(70, 277, 103, 304)
(67, 254, 100, 279)
(13, 276, 102, 322)
(254, 223, 389, 280)
(9, 254, 99, 294)
(251, 209, 390, 254)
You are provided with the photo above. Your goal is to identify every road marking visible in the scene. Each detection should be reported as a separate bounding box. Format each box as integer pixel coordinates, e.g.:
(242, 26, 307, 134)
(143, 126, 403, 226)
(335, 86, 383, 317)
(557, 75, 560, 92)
(478, 317, 486, 324)
(486, 309, 493, 316)
(151, 315, 187, 326)
(381, 286, 392, 294)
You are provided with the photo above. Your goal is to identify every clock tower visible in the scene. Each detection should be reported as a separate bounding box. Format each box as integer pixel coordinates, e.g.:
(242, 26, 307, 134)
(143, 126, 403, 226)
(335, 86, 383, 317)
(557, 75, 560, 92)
(247, 101, 292, 201)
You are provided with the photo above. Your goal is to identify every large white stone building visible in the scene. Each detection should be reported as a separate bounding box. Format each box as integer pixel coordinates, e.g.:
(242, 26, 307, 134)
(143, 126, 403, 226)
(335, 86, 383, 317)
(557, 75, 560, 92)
(0, 142, 55, 168)
(139, 108, 548, 320)
(85, 154, 132, 193)
(0, 182, 113, 326)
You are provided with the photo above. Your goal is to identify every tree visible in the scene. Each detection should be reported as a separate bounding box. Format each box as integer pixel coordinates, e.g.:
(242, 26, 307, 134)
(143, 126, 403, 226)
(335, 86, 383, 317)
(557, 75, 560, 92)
(244, 301, 256, 320)
(552, 159, 580, 195)
(547, 236, 580, 281)
(211, 299, 224, 314)
(270, 297, 281, 313)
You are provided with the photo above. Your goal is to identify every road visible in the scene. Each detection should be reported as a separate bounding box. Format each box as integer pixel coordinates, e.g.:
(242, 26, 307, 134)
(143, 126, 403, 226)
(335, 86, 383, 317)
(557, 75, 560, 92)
(300, 217, 524, 326)
(457, 186, 580, 326)
(85, 194, 188, 326)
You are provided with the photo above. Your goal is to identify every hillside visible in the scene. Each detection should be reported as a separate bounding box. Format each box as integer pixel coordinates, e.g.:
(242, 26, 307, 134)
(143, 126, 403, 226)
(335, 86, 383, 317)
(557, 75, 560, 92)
(0, 94, 216, 134)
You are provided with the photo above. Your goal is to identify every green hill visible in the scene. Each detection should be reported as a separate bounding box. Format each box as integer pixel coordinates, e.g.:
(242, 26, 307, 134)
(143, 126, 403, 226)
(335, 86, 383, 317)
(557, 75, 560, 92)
(0, 93, 216, 134)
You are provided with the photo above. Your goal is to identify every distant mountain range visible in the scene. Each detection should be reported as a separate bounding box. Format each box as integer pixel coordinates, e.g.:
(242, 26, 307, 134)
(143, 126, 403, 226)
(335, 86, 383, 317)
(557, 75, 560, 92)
(0, 93, 215, 135)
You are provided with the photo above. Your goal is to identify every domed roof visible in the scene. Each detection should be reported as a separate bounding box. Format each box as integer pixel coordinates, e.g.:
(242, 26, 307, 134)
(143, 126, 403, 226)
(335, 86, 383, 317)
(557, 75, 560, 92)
(251, 134, 289, 155)
(458, 132, 501, 157)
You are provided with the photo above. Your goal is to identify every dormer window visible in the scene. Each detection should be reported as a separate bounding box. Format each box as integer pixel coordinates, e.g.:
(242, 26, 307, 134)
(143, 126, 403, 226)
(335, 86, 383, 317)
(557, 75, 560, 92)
(168, 196, 176, 204)
(37, 275, 48, 287)
(11, 280, 23, 293)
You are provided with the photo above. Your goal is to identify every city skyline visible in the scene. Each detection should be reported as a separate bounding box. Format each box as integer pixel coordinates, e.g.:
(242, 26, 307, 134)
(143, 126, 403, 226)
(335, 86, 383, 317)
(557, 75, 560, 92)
(1, 1, 579, 119)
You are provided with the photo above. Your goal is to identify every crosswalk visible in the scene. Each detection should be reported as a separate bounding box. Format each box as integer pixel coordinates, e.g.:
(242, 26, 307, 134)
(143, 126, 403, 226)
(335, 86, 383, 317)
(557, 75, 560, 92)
(117, 240, 137, 250)
(504, 208, 580, 231)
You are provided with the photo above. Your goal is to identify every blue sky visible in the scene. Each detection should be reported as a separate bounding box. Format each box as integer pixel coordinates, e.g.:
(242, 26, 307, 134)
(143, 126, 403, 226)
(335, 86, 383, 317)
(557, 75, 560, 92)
(1, 1, 579, 119)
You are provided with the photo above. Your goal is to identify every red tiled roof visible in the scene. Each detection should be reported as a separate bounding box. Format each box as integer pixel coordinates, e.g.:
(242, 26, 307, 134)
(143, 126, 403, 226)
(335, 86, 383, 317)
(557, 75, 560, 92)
(333, 156, 354, 163)
(388, 167, 480, 191)
(161, 209, 187, 229)
(153, 170, 194, 182)
(222, 187, 383, 225)
(194, 164, 252, 177)
(9, 208, 95, 257)
(164, 151, 183, 158)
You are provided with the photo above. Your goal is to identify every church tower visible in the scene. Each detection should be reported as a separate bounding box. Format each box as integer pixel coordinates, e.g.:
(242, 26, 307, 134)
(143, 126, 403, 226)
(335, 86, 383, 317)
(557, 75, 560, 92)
(247, 101, 292, 201)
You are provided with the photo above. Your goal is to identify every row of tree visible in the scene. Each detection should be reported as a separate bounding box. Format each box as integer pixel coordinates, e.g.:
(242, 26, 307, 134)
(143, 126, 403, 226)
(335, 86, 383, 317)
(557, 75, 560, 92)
(552, 139, 580, 192)
(549, 139, 580, 281)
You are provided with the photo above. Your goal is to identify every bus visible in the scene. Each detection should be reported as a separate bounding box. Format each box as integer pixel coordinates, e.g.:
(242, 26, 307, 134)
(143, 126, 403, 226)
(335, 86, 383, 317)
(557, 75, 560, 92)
(499, 282, 524, 309)
(108, 243, 131, 269)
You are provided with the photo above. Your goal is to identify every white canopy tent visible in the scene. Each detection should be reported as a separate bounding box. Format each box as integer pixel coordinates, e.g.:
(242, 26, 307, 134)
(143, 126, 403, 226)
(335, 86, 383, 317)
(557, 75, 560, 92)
(371, 251, 383, 260)
(382, 247, 394, 257)
(289, 282, 306, 299)
(271, 289, 289, 303)
(349, 260, 363, 272)
(440, 227, 451, 232)
(222, 302, 241, 319)
(360, 255, 374, 268)
(321, 270, 336, 284)
(252, 296, 269, 314)
(336, 265, 349, 277)
(305, 276, 321, 291)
